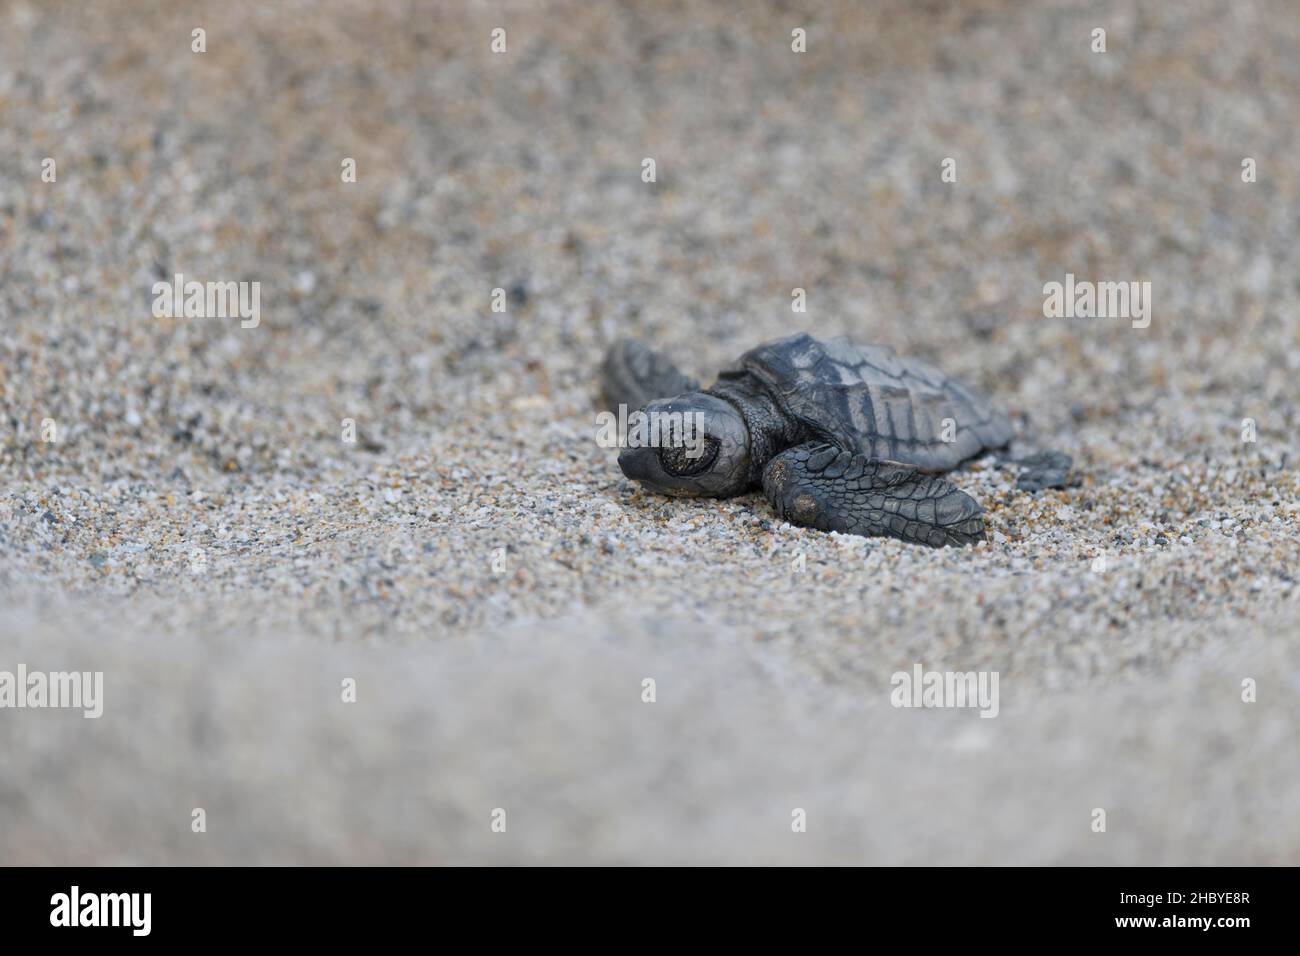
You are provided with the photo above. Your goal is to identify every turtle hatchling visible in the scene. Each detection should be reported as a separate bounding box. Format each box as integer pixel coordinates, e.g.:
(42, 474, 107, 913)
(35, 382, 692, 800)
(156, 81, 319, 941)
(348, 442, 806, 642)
(600, 333, 1071, 547)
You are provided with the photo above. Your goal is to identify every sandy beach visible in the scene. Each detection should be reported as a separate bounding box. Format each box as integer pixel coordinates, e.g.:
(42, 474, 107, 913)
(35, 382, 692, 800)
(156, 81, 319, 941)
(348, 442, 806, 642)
(2, 0, 1298, 864)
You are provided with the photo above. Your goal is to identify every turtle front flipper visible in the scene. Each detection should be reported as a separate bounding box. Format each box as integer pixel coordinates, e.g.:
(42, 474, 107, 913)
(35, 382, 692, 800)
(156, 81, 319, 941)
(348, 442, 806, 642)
(598, 340, 699, 412)
(761, 442, 986, 547)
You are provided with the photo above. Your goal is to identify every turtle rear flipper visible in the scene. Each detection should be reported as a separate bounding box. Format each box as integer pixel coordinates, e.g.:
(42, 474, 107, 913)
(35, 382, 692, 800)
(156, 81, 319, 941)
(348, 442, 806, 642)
(762, 442, 985, 548)
(598, 340, 699, 412)
(1010, 449, 1073, 492)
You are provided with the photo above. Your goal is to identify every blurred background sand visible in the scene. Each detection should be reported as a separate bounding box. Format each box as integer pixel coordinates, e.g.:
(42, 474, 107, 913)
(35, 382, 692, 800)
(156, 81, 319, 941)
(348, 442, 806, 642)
(1, 0, 1298, 863)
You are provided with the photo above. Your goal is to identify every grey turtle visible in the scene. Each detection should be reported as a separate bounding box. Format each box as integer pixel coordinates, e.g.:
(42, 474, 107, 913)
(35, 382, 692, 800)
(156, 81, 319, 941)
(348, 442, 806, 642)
(600, 333, 1071, 547)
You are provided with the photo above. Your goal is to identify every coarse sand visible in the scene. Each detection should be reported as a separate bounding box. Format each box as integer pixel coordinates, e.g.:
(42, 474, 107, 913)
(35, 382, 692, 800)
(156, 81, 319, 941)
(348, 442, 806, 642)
(1, 0, 1299, 863)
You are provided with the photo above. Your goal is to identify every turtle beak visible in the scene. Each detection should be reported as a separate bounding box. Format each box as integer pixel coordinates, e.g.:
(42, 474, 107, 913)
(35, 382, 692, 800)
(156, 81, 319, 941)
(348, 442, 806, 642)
(617, 446, 657, 482)
(617, 445, 701, 496)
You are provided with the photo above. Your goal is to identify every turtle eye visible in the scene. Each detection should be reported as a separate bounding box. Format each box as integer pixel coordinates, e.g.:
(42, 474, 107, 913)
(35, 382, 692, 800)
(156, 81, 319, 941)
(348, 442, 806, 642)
(658, 436, 719, 477)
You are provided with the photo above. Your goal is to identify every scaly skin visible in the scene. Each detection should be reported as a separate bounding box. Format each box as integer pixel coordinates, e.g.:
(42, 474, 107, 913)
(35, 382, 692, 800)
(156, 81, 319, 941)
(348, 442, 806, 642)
(761, 442, 986, 547)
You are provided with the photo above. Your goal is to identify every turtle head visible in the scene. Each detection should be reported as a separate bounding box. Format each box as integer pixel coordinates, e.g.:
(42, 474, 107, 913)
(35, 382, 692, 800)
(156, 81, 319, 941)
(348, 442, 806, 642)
(617, 393, 751, 498)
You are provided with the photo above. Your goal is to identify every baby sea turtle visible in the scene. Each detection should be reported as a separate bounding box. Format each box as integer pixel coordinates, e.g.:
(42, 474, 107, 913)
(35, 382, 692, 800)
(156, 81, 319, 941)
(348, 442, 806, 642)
(600, 333, 1071, 547)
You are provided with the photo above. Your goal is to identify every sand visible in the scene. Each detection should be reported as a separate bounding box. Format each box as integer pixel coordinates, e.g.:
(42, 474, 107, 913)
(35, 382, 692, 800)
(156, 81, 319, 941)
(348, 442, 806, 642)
(1, 0, 1298, 864)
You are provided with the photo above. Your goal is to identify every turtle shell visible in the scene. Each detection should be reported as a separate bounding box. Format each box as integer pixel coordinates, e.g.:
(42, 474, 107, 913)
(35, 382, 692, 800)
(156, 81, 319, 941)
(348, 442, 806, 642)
(729, 333, 1013, 471)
